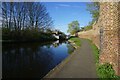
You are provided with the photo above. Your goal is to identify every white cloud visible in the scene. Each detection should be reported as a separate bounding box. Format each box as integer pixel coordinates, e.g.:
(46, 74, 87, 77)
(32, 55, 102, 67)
(57, 4, 81, 8)
(58, 4, 71, 7)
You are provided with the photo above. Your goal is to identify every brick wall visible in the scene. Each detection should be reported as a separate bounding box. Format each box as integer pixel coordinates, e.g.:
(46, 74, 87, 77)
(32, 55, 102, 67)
(99, 2, 120, 75)
(118, 2, 120, 75)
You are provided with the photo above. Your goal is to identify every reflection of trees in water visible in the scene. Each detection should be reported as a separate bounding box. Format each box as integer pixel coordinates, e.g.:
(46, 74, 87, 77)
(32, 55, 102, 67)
(46, 45, 51, 48)
(52, 40, 60, 48)
(52, 43, 59, 48)
(2, 43, 54, 78)
(2, 42, 52, 51)
(52, 40, 67, 48)
(67, 44, 75, 54)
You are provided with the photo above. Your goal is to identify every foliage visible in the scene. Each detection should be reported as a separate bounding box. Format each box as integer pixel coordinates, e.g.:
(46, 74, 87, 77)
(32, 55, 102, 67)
(69, 37, 81, 47)
(2, 27, 57, 42)
(67, 21, 80, 35)
(97, 63, 119, 79)
(83, 2, 100, 32)
(2, 2, 53, 30)
(79, 2, 99, 32)
(82, 25, 92, 31)
(86, 2, 100, 22)
(79, 20, 93, 32)
(2, 2, 55, 42)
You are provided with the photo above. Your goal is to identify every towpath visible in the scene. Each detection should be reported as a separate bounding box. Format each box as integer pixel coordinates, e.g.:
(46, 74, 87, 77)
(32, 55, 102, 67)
(45, 38, 97, 78)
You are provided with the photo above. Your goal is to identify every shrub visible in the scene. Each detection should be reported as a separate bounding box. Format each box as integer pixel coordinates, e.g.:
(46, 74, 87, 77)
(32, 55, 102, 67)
(97, 63, 119, 79)
(2, 27, 57, 42)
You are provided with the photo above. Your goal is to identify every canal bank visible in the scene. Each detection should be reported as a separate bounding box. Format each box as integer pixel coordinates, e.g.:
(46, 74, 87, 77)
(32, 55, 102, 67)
(44, 38, 97, 78)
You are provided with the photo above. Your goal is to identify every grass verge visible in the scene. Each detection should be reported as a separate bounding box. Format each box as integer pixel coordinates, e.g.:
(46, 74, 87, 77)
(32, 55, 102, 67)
(69, 37, 81, 47)
(87, 39, 119, 79)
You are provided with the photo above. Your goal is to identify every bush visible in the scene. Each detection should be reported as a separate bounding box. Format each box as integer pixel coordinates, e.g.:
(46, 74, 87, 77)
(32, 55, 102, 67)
(2, 27, 57, 42)
(97, 63, 119, 79)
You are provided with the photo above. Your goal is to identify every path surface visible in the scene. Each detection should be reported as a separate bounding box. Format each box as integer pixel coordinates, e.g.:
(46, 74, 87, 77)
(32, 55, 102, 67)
(46, 38, 98, 78)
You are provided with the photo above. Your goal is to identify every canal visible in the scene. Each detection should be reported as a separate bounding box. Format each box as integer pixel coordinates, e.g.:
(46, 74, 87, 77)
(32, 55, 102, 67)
(2, 41, 75, 79)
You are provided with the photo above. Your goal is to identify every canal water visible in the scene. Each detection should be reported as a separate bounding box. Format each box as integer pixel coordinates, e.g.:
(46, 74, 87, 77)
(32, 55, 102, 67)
(2, 41, 75, 79)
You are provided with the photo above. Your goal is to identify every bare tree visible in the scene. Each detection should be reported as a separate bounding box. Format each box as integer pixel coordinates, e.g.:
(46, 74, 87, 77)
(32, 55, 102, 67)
(2, 2, 8, 28)
(2, 2, 53, 31)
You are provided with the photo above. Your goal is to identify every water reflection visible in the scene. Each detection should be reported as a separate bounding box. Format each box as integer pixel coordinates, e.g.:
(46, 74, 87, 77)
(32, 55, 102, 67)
(53, 40, 60, 48)
(67, 44, 75, 54)
(2, 41, 74, 79)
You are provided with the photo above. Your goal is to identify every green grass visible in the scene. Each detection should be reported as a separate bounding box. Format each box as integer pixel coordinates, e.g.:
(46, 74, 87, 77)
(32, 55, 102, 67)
(87, 39, 119, 79)
(97, 63, 119, 79)
(69, 37, 81, 47)
(91, 43, 99, 64)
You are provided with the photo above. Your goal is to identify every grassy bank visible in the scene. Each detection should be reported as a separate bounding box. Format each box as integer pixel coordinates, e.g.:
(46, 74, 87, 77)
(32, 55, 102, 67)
(87, 39, 119, 79)
(69, 37, 81, 47)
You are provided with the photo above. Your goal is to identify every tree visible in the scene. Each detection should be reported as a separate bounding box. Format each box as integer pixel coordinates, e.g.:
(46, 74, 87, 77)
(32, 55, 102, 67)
(86, 2, 100, 23)
(2, 2, 53, 31)
(2, 2, 54, 41)
(67, 21, 80, 35)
